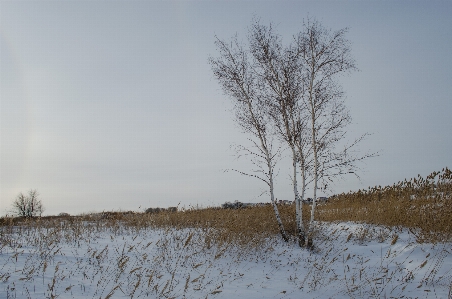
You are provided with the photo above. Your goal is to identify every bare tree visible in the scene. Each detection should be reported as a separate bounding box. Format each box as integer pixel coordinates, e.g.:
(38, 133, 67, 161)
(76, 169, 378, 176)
(209, 36, 289, 242)
(11, 189, 44, 217)
(211, 18, 376, 247)
(295, 18, 375, 246)
(247, 20, 308, 246)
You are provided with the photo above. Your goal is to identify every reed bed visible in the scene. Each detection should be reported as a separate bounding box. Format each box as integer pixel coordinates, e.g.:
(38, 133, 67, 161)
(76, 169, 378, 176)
(317, 168, 452, 243)
(125, 168, 451, 244)
(1, 169, 451, 245)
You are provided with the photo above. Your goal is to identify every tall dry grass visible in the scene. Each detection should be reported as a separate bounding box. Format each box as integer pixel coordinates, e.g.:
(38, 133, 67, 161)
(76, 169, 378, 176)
(1, 168, 450, 244)
(129, 168, 451, 243)
(317, 168, 452, 242)
(134, 204, 299, 246)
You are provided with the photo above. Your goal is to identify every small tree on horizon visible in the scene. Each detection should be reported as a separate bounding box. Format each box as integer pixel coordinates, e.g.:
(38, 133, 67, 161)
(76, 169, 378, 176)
(11, 189, 44, 218)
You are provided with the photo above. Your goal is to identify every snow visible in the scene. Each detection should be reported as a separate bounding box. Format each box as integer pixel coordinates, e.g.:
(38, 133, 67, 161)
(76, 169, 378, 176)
(1, 221, 451, 298)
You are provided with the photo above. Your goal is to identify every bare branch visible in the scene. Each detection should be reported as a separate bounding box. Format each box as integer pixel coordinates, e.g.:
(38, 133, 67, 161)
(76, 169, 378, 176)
(226, 169, 269, 186)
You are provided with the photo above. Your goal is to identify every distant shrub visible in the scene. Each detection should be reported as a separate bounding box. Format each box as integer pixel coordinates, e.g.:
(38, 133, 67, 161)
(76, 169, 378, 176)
(11, 189, 44, 218)
(145, 207, 177, 214)
(145, 207, 162, 214)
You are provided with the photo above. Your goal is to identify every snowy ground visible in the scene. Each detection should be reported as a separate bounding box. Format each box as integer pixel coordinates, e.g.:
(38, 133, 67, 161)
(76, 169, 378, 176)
(1, 221, 451, 299)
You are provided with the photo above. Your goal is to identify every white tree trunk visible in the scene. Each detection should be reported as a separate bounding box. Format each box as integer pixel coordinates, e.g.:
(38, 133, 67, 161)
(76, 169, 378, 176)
(299, 155, 307, 246)
(306, 67, 318, 248)
(291, 146, 305, 246)
(265, 150, 289, 242)
(306, 110, 319, 247)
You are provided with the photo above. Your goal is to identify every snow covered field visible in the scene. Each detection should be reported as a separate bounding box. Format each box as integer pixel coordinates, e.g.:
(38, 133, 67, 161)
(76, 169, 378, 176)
(1, 221, 451, 299)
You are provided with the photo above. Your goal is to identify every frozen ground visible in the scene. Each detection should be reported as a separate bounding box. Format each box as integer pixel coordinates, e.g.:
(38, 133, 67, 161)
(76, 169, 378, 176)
(1, 221, 451, 298)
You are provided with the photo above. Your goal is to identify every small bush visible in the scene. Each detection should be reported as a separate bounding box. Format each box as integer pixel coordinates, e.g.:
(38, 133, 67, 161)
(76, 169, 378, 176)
(10, 189, 44, 218)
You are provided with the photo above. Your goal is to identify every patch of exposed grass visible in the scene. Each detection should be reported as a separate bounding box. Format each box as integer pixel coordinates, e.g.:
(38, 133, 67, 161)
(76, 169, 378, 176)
(317, 168, 452, 243)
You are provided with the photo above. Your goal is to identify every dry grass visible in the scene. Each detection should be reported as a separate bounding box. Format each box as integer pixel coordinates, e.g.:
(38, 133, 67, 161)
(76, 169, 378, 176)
(127, 168, 450, 244)
(317, 168, 452, 243)
(1, 168, 451, 246)
(134, 204, 299, 246)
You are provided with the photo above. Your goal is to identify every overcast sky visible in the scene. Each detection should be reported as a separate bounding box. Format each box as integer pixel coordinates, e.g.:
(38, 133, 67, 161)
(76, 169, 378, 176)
(1, 1, 451, 216)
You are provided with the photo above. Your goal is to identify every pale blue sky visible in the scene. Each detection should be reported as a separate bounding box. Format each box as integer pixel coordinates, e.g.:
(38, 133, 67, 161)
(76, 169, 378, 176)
(1, 1, 451, 215)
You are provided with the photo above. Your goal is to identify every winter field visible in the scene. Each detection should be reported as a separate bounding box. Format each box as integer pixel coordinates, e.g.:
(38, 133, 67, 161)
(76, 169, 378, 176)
(1, 169, 451, 298)
(1, 215, 451, 299)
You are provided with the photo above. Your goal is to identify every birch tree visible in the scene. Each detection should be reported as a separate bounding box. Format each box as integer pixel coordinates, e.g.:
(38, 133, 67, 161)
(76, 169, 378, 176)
(210, 18, 375, 247)
(296, 19, 362, 246)
(209, 36, 289, 242)
(247, 21, 309, 246)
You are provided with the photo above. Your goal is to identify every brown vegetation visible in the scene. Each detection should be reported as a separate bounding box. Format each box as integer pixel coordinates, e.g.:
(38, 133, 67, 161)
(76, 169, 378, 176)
(132, 166, 452, 243)
(316, 168, 452, 242)
(1, 168, 450, 244)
